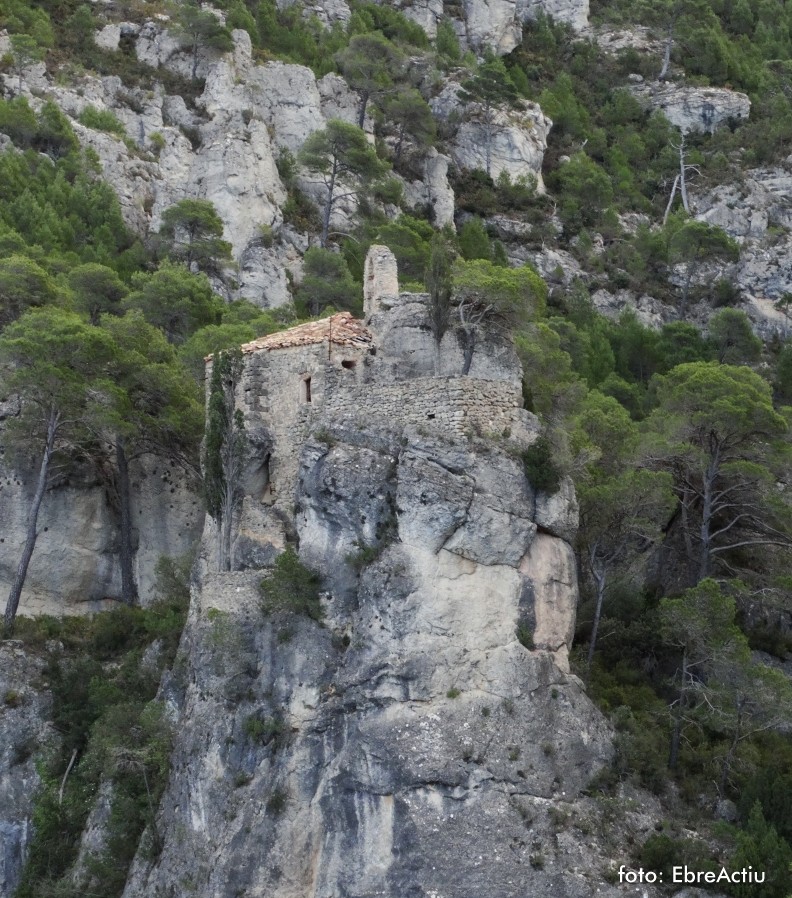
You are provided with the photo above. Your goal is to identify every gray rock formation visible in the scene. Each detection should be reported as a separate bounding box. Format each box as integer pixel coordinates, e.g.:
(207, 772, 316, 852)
(462, 0, 523, 54)
(591, 288, 675, 329)
(431, 84, 552, 187)
(629, 80, 750, 134)
(0, 643, 53, 897)
(459, 0, 588, 53)
(517, 0, 589, 33)
(0, 441, 203, 615)
(692, 163, 792, 335)
(120, 248, 614, 898)
(402, 148, 456, 228)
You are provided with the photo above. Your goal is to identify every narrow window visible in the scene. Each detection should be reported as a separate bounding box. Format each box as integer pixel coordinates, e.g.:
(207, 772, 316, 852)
(301, 376, 312, 403)
(341, 359, 356, 370)
(427, 413, 436, 420)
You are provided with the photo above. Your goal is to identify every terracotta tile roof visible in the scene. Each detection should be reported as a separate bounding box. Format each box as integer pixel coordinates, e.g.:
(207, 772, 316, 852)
(239, 311, 373, 354)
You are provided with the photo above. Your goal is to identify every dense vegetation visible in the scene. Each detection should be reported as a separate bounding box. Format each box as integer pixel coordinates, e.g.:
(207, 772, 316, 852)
(1, 0, 792, 893)
(13, 556, 191, 898)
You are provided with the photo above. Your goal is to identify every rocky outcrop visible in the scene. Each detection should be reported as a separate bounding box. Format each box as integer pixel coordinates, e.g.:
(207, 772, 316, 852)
(629, 79, 750, 134)
(0, 445, 203, 616)
(517, 0, 589, 33)
(692, 163, 792, 335)
(402, 148, 456, 228)
(462, 0, 522, 54)
(591, 287, 675, 329)
(594, 25, 664, 56)
(391, 0, 444, 38)
(459, 0, 588, 53)
(0, 643, 53, 897)
(119, 252, 614, 898)
(432, 84, 552, 187)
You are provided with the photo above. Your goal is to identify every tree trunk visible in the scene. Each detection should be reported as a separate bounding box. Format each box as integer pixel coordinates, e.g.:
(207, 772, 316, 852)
(659, 28, 673, 80)
(484, 106, 493, 178)
(697, 451, 718, 583)
(668, 648, 688, 769)
(678, 139, 690, 213)
(357, 91, 369, 129)
(585, 563, 607, 684)
(321, 159, 338, 248)
(680, 485, 695, 574)
(4, 408, 59, 636)
(461, 329, 476, 375)
(221, 474, 235, 573)
(663, 174, 680, 226)
(718, 701, 742, 797)
(116, 436, 138, 605)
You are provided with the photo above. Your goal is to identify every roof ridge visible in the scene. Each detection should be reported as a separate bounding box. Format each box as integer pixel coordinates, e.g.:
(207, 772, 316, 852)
(237, 311, 372, 355)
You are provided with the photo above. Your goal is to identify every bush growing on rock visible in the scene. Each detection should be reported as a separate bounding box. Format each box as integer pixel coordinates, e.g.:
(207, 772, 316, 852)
(260, 548, 323, 621)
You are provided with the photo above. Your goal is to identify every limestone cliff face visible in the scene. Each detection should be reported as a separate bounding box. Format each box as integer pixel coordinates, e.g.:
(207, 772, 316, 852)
(628, 79, 750, 135)
(120, 249, 614, 898)
(457, 0, 588, 55)
(0, 643, 53, 896)
(0, 434, 203, 615)
(431, 82, 552, 189)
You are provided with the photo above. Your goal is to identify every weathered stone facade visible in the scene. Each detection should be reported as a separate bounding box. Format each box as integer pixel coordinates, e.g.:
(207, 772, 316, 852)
(323, 375, 526, 437)
(216, 246, 540, 534)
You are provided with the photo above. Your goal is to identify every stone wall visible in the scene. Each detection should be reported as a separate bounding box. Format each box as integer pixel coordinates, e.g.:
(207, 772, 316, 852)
(323, 375, 524, 437)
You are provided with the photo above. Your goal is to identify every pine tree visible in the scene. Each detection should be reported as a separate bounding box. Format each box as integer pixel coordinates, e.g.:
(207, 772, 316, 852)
(335, 33, 405, 128)
(0, 308, 116, 633)
(299, 120, 388, 246)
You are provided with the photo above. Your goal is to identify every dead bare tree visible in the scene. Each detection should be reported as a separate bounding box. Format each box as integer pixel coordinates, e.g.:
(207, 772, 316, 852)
(663, 132, 701, 225)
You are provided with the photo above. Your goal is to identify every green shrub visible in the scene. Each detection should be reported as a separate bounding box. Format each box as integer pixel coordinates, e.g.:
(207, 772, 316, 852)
(517, 624, 534, 649)
(260, 548, 323, 621)
(282, 188, 320, 233)
(258, 223, 275, 247)
(243, 713, 286, 748)
(275, 147, 298, 187)
(458, 216, 492, 262)
(637, 832, 717, 883)
(436, 18, 461, 62)
(78, 105, 127, 136)
(521, 437, 562, 494)
(14, 601, 184, 898)
(148, 131, 166, 154)
(266, 789, 288, 815)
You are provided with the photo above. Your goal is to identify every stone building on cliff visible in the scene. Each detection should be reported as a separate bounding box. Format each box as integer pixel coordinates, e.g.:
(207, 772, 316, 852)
(210, 244, 544, 572)
(121, 245, 609, 898)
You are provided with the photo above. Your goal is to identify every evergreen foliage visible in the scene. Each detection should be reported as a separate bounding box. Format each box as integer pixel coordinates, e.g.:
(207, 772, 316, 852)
(260, 547, 323, 621)
(3, 0, 792, 880)
(203, 348, 247, 572)
(295, 247, 360, 316)
(299, 119, 388, 246)
(158, 198, 233, 275)
(12, 593, 188, 898)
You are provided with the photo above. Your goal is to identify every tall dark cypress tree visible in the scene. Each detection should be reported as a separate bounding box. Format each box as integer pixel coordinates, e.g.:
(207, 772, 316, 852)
(203, 349, 247, 571)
